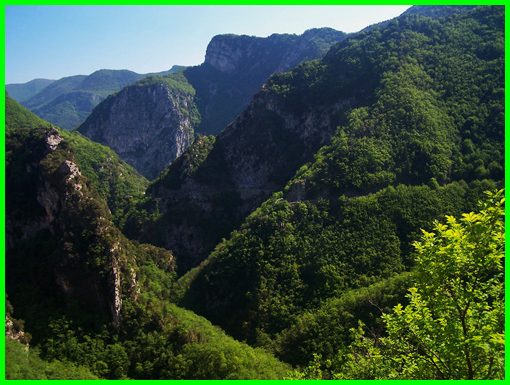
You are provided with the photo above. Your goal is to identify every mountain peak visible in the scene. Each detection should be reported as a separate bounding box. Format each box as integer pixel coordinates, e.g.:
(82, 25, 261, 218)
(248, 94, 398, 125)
(204, 28, 345, 73)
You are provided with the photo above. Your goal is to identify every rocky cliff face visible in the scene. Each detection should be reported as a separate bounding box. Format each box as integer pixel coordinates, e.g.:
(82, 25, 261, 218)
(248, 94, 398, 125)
(186, 28, 347, 134)
(135, 83, 355, 273)
(204, 28, 345, 74)
(78, 80, 196, 179)
(76, 29, 345, 180)
(6, 98, 174, 333)
(7, 126, 131, 327)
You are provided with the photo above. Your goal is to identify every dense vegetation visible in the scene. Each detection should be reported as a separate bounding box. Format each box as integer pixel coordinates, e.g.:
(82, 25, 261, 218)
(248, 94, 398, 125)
(6, 95, 148, 225)
(173, 5, 503, 372)
(6, 97, 290, 379)
(276, 272, 413, 366)
(59, 130, 148, 225)
(35, 299, 289, 379)
(291, 190, 504, 379)
(6, 339, 98, 380)
(180, 181, 496, 343)
(131, 6, 503, 274)
(6, 92, 52, 130)
(6, 6, 504, 380)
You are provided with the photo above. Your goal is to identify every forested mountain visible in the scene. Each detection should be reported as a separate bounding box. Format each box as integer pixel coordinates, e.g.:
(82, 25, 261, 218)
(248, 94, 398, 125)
(403, 5, 477, 18)
(77, 28, 346, 178)
(169, 7, 503, 376)
(6, 78, 55, 103)
(123, 5, 504, 372)
(187, 27, 347, 135)
(129, 6, 503, 273)
(6, 5, 504, 380)
(6, 97, 290, 379)
(8, 67, 182, 130)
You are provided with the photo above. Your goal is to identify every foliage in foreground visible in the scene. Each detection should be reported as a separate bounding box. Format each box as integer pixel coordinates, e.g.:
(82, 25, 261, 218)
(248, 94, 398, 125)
(293, 190, 504, 379)
(38, 301, 290, 379)
(180, 180, 495, 344)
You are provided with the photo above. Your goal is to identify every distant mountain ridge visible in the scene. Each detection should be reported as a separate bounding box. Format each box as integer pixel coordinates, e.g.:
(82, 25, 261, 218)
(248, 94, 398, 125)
(6, 78, 55, 102)
(7, 66, 183, 130)
(78, 28, 346, 178)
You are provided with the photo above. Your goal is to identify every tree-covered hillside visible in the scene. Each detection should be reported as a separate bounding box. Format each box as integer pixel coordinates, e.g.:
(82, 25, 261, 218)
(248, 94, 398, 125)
(6, 97, 290, 379)
(6, 5, 504, 380)
(162, 4, 504, 363)
(291, 190, 504, 379)
(6, 95, 148, 225)
(135, 6, 503, 275)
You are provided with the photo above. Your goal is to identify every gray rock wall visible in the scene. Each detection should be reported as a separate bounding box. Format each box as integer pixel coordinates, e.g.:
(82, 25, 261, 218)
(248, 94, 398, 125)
(79, 82, 195, 179)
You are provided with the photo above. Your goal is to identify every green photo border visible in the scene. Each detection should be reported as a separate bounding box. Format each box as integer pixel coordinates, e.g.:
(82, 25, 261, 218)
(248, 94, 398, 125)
(1, 0, 506, 382)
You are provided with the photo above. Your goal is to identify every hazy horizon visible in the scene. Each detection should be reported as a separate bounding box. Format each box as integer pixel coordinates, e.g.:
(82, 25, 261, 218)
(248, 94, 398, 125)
(6, 5, 410, 84)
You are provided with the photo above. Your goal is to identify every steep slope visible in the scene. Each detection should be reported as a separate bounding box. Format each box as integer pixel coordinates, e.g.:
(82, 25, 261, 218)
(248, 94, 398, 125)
(7, 339, 98, 379)
(362, 5, 477, 32)
(6, 95, 160, 331)
(6, 95, 149, 225)
(58, 130, 149, 224)
(18, 67, 181, 130)
(6, 303, 97, 380)
(6, 78, 55, 102)
(6, 92, 51, 129)
(276, 272, 413, 366)
(78, 73, 197, 179)
(131, 6, 502, 275)
(126, 6, 504, 343)
(6, 97, 290, 379)
(180, 181, 496, 344)
(77, 28, 345, 178)
(403, 5, 477, 18)
(186, 28, 347, 134)
(129, 75, 347, 272)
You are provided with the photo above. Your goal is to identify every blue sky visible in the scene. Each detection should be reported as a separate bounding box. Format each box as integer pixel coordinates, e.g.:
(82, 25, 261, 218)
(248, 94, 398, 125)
(6, 5, 410, 84)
